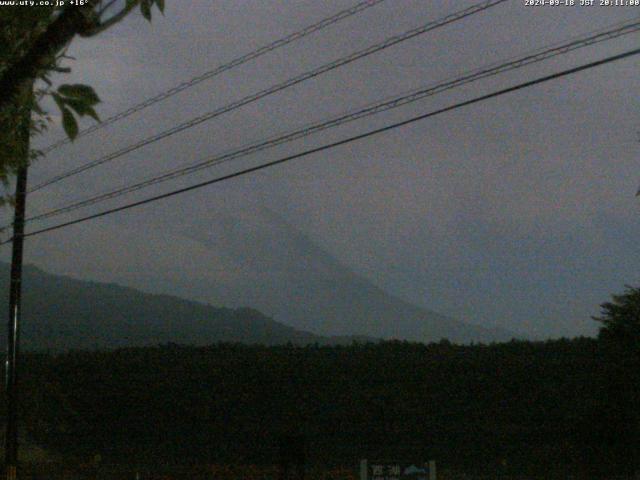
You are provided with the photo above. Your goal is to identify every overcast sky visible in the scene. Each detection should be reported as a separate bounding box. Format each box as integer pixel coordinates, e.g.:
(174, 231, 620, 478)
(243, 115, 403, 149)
(3, 0, 639, 338)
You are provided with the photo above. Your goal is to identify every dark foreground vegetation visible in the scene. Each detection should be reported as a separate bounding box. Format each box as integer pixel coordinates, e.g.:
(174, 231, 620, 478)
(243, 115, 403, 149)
(4, 334, 638, 479)
(0, 285, 637, 479)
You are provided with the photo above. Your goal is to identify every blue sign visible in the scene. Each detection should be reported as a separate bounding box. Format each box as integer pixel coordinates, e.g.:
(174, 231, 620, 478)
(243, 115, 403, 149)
(369, 463, 429, 480)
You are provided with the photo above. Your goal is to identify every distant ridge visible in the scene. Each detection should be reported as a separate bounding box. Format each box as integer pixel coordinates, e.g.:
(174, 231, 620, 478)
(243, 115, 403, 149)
(20, 203, 517, 344)
(148, 206, 518, 343)
(0, 263, 376, 351)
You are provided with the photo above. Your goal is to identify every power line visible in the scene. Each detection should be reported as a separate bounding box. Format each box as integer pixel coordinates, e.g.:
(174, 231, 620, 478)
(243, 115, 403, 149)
(21, 19, 640, 225)
(29, 0, 508, 193)
(5, 46, 638, 245)
(39, 0, 388, 154)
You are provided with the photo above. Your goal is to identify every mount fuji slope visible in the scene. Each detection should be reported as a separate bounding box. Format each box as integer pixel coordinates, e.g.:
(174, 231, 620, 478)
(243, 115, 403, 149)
(22, 204, 515, 344)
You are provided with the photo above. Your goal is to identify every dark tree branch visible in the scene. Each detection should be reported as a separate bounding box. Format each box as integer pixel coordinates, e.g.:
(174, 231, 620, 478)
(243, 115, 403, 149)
(0, 0, 101, 114)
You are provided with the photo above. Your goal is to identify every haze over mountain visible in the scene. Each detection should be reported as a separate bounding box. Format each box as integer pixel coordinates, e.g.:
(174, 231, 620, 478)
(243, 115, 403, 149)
(20, 203, 516, 344)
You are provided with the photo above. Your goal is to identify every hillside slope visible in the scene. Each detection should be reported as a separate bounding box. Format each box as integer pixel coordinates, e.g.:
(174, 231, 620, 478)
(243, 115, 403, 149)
(21, 205, 516, 344)
(153, 208, 515, 343)
(0, 263, 369, 350)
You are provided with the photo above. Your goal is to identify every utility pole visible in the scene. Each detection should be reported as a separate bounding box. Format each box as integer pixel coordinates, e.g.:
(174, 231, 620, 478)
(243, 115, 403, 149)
(4, 85, 32, 480)
(5, 165, 27, 480)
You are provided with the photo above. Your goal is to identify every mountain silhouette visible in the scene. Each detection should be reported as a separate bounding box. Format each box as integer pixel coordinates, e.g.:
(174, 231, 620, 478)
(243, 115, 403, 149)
(0, 263, 374, 351)
(21, 202, 515, 343)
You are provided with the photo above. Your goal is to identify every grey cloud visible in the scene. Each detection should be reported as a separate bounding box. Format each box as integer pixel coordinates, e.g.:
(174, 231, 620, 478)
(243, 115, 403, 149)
(6, 0, 639, 340)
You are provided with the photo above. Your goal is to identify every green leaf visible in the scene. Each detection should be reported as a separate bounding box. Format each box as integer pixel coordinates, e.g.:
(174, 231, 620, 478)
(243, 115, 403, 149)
(63, 98, 88, 115)
(58, 84, 100, 104)
(155, 0, 165, 14)
(65, 99, 100, 122)
(85, 106, 100, 122)
(51, 92, 64, 111)
(61, 107, 78, 141)
(141, 0, 152, 20)
(84, 108, 100, 122)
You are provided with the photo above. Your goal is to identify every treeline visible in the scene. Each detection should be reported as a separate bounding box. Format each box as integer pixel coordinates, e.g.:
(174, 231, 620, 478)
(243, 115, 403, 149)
(5, 337, 639, 476)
